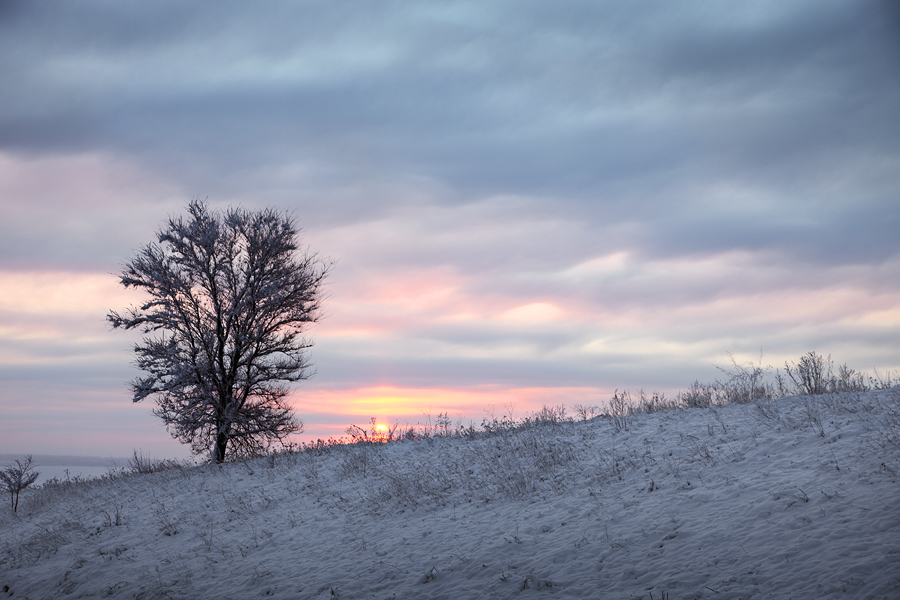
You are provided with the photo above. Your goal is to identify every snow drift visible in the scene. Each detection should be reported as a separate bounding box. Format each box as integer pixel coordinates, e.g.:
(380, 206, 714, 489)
(2, 389, 899, 599)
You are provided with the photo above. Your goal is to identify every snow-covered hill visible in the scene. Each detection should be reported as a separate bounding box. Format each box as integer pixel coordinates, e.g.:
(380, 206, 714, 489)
(2, 390, 899, 599)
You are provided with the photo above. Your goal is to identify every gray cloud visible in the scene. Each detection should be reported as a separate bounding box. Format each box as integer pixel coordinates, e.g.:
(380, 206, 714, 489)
(4, 2, 896, 203)
(2, 0, 897, 270)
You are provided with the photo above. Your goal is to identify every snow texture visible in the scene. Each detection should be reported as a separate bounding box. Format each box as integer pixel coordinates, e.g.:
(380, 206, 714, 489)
(2, 390, 899, 599)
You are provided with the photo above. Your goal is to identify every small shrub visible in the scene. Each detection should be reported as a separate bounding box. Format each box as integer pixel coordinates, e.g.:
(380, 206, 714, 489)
(868, 368, 899, 391)
(299, 437, 345, 455)
(1, 456, 40, 512)
(834, 363, 869, 393)
(785, 351, 832, 395)
(635, 390, 677, 413)
(783, 352, 882, 395)
(481, 406, 517, 434)
(608, 390, 629, 433)
(572, 403, 601, 421)
(128, 450, 184, 474)
(716, 352, 772, 403)
(434, 412, 453, 437)
(677, 381, 718, 409)
(346, 418, 401, 443)
(528, 405, 568, 426)
(339, 447, 375, 479)
(801, 398, 826, 437)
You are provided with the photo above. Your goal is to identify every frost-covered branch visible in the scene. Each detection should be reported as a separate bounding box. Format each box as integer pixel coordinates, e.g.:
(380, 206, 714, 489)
(1, 455, 40, 512)
(109, 200, 331, 462)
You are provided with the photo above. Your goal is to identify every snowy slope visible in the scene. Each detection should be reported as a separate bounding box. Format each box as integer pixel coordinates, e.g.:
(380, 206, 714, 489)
(2, 390, 899, 599)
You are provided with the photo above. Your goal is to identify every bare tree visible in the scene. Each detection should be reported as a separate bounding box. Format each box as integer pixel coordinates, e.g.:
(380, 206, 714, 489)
(1, 455, 40, 512)
(108, 200, 330, 463)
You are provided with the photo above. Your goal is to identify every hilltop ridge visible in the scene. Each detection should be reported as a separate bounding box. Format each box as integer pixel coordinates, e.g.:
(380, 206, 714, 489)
(2, 389, 898, 598)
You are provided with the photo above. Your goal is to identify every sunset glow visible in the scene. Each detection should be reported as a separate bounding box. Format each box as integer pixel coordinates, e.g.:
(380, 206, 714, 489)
(290, 385, 615, 441)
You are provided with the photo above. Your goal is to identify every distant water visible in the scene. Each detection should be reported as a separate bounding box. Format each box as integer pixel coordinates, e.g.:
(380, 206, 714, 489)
(30, 466, 118, 486)
(0, 455, 130, 486)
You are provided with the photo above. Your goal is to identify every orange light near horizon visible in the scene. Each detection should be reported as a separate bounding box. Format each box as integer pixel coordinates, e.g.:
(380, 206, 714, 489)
(373, 423, 390, 442)
(288, 384, 610, 442)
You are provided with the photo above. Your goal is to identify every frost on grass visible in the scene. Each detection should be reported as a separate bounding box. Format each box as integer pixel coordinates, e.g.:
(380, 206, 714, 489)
(1, 389, 899, 599)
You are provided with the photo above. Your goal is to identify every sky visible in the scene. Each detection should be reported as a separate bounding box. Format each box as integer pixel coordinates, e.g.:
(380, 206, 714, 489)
(1, 1, 899, 459)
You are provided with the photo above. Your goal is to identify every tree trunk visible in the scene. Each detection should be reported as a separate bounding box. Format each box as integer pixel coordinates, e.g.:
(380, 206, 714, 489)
(214, 431, 228, 463)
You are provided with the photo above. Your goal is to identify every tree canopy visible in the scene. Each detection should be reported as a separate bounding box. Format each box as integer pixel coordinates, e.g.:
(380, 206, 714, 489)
(108, 200, 330, 462)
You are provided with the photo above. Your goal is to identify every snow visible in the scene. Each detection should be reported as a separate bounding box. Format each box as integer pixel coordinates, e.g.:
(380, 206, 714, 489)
(2, 390, 899, 599)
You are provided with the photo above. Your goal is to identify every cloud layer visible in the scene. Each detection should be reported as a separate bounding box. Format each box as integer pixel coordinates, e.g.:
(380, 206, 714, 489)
(1, 1, 898, 457)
